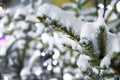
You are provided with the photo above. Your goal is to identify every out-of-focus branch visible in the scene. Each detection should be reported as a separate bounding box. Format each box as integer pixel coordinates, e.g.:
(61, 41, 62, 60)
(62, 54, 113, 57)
(0, 0, 7, 8)
(94, 0, 98, 10)
(103, 0, 107, 17)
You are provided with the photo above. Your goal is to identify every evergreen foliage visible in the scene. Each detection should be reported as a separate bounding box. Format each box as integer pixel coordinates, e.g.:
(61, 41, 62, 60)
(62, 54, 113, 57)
(0, 0, 120, 80)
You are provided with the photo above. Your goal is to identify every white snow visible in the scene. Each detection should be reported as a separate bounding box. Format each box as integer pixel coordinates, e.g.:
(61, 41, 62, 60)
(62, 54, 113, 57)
(107, 33, 120, 52)
(0, 15, 9, 24)
(20, 67, 31, 80)
(100, 33, 120, 68)
(37, 3, 84, 35)
(13, 30, 26, 39)
(0, 22, 4, 28)
(27, 31, 37, 38)
(53, 66, 61, 73)
(33, 66, 42, 76)
(41, 33, 49, 43)
(9, 22, 15, 30)
(63, 73, 73, 80)
(16, 39, 26, 49)
(100, 55, 111, 68)
(108, 19, 120, 31)
(60, 35, 81, 51)
(25, 15, 39, 22)
(110, 0, 118, 7)
(28, 50, 41, 69)
(13, 4, 33, 20)
(77, 54, 91, 71)
(16, 21, 29, 30)
(35, 23, 45, 35)
(0, 46, 6, 56)
(53, 32, 66, 52)
(3, 75, 9, 80)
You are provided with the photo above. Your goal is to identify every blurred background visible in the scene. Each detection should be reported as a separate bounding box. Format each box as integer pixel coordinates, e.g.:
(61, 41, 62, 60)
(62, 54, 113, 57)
(0, 0, 120, 80)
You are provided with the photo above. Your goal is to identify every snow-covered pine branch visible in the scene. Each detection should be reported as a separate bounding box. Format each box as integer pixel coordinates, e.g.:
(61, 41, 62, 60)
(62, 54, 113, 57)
(37, 3, 120, 79)
(36, 3, 106, 43)
(37, 3, 83, 41)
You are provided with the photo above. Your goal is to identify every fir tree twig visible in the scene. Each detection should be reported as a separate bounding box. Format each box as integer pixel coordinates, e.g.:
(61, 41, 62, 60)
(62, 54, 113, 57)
(37, 16, 80, 42)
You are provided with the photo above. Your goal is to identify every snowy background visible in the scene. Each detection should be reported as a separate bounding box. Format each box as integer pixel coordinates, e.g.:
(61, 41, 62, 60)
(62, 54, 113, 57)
(0, 0, 120, 80)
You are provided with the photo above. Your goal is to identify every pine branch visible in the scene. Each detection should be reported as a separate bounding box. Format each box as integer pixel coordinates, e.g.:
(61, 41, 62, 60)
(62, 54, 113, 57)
(89, 59, 100, 67)
(6, 37, 25, 56)
(105, 0, 117, 22)
(101, 70, 116, 78)
(111, 52, 120, 74)
(37, 16, 80, 42)
(80, 38, 97, 59)
(97, 26, 107, 59)
(37, 3, 84, 42)
(83, 68, 102, 80)
(94, 0, 99, 10)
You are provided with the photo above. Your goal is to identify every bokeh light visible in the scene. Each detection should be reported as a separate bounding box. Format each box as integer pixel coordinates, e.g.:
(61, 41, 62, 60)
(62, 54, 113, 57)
(116, 1, 120, 12)
(35, 23, 40, 27)
(107, 5, 112, 11)
(63, 73, 73, 80)
(41, 52, 45, 57)
(34, 69, 42, 76)
(43, 62, 48, 67)
(3, 75, 9, 80)
(47, 65, 52, 71)
(0, 6, 3, 11)
(52, 60, 57, 65)
(41, 33, 49, 43)
(98, 3, 104, 9)
(52, 49, 60, 59)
